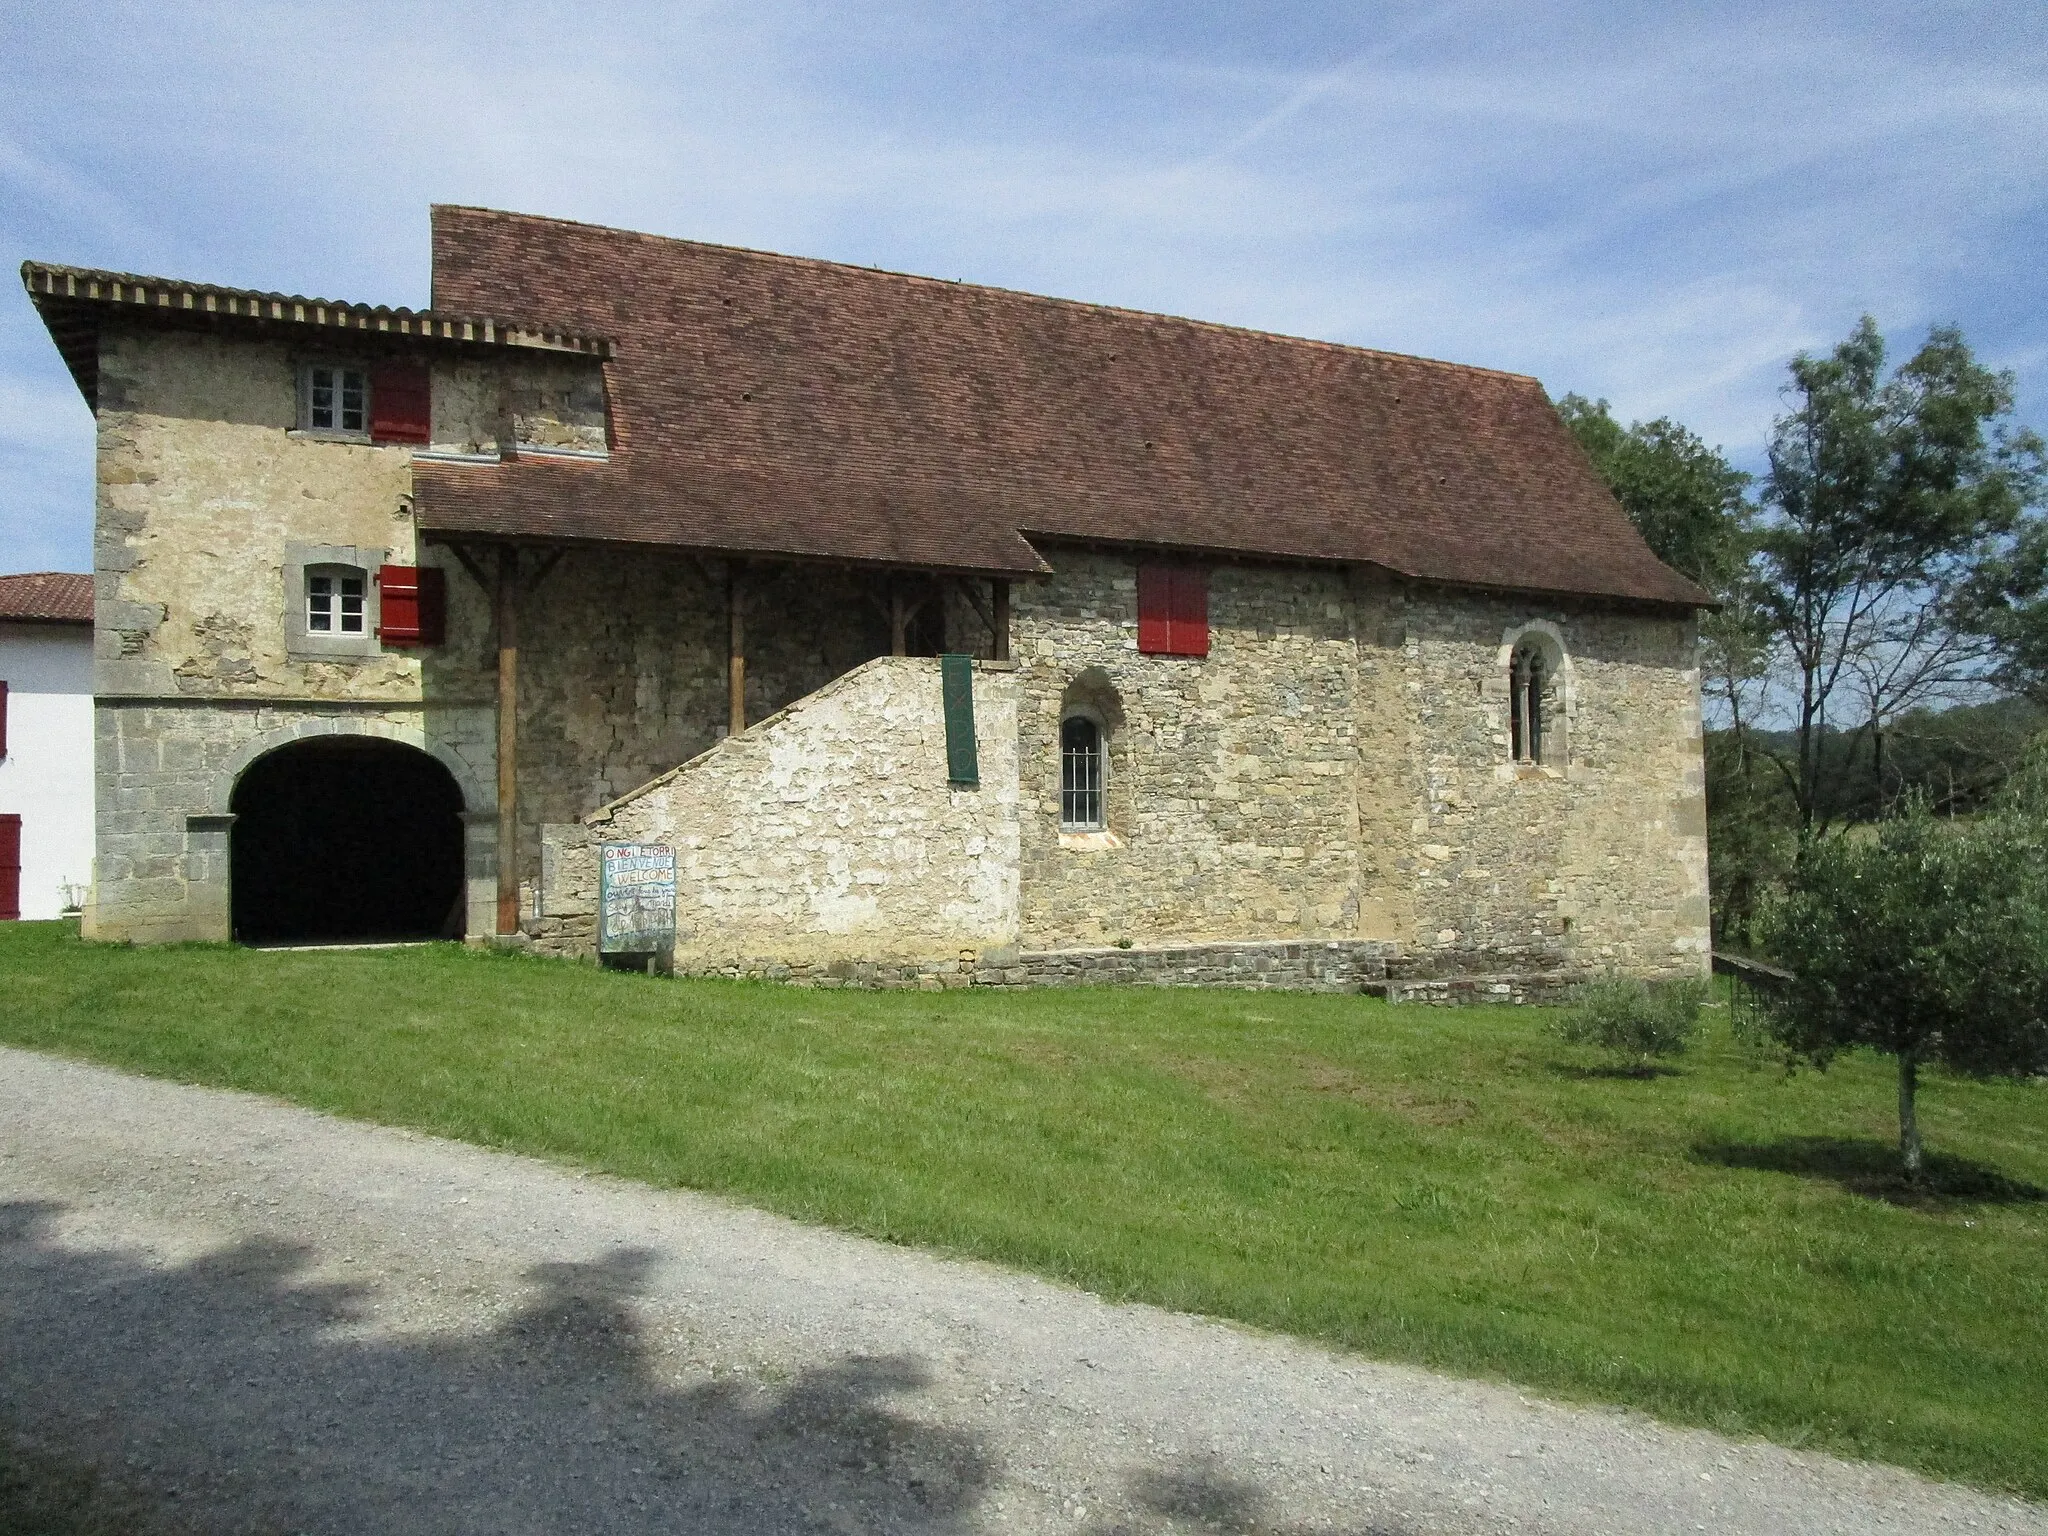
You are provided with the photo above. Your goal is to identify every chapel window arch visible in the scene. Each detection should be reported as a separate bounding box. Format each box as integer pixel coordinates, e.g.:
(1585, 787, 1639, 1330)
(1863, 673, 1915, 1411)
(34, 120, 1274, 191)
(1501, 623, 1569, 768)
(1058, 668, 1126, 836)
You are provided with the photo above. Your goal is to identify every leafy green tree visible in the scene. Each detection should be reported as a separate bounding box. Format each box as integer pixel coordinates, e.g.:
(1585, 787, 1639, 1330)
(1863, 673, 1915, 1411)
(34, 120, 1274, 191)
(1751, 318, 2046, 833)
(1557, 394, 1753, 592)
(1756, 788, 2048, 1179)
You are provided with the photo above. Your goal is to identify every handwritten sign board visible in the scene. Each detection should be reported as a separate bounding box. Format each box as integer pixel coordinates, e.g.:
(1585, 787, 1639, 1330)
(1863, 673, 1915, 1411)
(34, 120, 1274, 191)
(598, 843, 677, 955)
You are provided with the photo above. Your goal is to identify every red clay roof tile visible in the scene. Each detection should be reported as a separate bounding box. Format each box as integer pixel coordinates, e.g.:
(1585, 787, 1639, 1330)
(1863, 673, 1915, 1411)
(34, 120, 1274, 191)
(415, 207, 1704, 605)
(0, 572, 92, 625)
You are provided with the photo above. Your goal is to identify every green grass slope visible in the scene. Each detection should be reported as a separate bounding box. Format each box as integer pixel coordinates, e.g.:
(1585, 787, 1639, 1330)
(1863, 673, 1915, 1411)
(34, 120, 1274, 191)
(3, 922, 2044, 1499)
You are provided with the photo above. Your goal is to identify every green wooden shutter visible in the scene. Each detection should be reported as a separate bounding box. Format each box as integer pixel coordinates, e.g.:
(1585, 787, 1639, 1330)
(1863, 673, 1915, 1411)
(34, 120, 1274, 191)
(941, 653, 979, 787)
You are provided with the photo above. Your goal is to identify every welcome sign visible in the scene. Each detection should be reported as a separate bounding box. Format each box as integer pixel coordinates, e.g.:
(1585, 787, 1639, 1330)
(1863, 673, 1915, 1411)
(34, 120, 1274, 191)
(598, 842, 677, 955)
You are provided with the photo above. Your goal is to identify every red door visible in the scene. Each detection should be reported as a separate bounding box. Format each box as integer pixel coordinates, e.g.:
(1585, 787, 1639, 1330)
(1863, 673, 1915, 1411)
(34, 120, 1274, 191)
(0, 815, 20, 921)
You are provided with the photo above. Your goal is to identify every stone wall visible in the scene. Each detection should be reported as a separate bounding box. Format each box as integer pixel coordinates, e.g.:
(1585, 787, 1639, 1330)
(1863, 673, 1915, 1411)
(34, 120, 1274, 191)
(81, 322, 1708, 981)
(532, 656, 1021, 972)
(439, 551, 901, 905)
(91, 326, 426, 704)
(1398, 589, 1710, 979)
(1012, 550, 1365, 950)
(85, 698, 497, 944)
(1004, 550, 1710, 984)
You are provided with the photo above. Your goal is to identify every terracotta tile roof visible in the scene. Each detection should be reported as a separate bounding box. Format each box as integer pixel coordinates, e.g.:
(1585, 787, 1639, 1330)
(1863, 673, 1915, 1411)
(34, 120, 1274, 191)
(436, 208, 1706, 605)
(21, 261, 611, 413)
(0, 572, 92, 624)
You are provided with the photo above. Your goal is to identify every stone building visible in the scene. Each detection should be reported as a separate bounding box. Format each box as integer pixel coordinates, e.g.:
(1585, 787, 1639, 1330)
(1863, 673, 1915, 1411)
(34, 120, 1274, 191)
(22, 206, 1711, 995)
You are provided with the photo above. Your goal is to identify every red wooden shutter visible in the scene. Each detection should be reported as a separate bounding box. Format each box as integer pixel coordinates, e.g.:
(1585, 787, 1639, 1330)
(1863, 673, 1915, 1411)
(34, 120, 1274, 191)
(376, 566, 446, 647)
(1137, 565, 1174, 654)
(1137, 566, 1208, 655)
(0, 815, 20, 921)
(378, 566, 420, 644)
(369, 363, 432, 445)
(1170, 568, 1209, 657)
(0, 679, 8, 760)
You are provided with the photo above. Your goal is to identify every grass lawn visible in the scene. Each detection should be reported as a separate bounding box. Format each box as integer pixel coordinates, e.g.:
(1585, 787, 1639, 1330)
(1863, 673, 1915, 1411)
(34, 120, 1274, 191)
(3, 921, 2045, 1501)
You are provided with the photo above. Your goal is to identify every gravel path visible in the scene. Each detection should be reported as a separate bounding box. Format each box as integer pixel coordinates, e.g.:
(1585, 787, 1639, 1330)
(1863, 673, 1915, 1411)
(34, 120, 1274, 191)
(2, 1045, 2041, 1536)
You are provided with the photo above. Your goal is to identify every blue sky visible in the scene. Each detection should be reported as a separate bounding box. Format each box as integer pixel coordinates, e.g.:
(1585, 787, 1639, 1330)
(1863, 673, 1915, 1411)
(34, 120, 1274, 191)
(5, 0, 2045, 574)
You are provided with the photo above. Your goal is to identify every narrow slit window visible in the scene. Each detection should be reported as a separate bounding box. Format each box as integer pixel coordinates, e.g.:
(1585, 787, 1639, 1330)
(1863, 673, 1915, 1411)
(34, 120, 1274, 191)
(1061, 716, 1104, 830)
(1510, 644, 1545, 764)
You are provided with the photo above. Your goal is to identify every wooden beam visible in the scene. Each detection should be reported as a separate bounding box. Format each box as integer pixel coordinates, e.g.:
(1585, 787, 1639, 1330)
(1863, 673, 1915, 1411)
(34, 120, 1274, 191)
(957, 579, 993, 647)
(522, 547, 566, 595)
(889, 587, 909, 657)
(992, 579, 1011, 662)
(495, 545, 520, 936)
(446, 542, 493, 595)
(727, 561, 746, 736)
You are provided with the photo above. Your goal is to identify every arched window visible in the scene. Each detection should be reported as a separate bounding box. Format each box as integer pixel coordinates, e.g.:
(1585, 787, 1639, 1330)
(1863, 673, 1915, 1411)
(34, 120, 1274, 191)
(1510, 643, 1545, 764)
(1061, 716, 1105, 830)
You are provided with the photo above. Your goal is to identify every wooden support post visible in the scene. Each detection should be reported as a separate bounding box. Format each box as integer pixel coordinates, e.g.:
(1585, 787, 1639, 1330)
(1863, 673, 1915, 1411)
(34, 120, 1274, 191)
(890, 585, 909, 657)
(494, 545, 520, 936)
(991, 578, 1011, 662)
(727, 562, 746, 736)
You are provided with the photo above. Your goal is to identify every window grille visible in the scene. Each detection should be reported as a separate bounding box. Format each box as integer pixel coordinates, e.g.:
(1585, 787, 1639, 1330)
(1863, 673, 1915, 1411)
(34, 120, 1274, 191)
(1061, 716, 1104, 829)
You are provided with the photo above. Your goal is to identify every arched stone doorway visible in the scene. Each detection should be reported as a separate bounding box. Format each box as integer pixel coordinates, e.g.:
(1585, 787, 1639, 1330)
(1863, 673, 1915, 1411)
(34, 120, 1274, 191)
(230, 736, 465, 944)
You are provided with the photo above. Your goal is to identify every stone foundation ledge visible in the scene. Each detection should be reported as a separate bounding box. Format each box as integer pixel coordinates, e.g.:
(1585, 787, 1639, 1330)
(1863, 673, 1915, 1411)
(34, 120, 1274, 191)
(1364, 973, 1585, 1006)
(516, 930, 1598, 1003)
(972, 939, 1396, 992)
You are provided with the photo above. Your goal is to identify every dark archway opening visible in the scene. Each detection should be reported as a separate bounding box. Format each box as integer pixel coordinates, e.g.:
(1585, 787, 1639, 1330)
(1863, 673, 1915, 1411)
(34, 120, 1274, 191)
(230, 737, 464, 944)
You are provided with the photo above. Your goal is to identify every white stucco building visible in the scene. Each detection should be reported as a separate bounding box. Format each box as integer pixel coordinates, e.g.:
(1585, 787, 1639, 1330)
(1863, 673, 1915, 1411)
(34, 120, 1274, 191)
(0, 573, 94, 921)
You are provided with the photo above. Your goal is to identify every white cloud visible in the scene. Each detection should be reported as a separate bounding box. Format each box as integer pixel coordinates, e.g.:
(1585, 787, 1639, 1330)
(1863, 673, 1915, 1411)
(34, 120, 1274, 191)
(3, 0, 2043, 570)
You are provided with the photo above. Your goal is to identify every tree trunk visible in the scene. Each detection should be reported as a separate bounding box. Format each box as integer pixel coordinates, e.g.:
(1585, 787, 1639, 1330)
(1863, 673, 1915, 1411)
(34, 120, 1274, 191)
(1897, 1054, 1924, 1181)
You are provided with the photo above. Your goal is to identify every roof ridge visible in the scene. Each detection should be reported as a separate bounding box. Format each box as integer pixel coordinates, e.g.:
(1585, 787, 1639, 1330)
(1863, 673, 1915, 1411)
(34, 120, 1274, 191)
(429, 206, 1542, 385)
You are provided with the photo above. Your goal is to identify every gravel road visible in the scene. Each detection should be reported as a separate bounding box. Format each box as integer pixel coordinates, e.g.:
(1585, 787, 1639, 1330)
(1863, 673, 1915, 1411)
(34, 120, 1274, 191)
(2, 1044, 2041, 1535)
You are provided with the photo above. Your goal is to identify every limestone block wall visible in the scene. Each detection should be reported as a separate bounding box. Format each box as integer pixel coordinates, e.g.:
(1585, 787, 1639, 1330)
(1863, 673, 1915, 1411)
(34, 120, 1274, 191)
(85, 699, 496, 944)
(428, 552, 898, 903)
(91, 327, 424, 703)
(1012, 550, 1364, 950)
(430, 353, 609, 459)
(1008, 551, 1709, 983)
(1397, 589, 1710, 979)
(534, 657, 1021, 972)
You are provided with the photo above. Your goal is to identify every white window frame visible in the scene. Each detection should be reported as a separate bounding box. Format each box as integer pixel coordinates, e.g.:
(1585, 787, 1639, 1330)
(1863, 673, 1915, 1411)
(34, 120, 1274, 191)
(284, 544, 384, 661)
(304, 566, 369, 637)
(297, 363, 371, 439)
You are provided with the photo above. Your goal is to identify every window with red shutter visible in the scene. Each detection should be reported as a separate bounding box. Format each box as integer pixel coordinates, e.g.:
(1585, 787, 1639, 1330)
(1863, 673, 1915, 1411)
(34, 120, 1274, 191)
(1137, 565, 1174, 653)
(369, 363, 432, 445)
(1137, 565, 1209, 656)
(376, 565, 445, 646)
(1169, 567, 1209, 657)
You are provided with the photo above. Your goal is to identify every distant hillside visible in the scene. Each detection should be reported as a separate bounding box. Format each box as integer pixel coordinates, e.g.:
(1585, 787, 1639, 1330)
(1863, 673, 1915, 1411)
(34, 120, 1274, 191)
(1709, 696, 2045, 823)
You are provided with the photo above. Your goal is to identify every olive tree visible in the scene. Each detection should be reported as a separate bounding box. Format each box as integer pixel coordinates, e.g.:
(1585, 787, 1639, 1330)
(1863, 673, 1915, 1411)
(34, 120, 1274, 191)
(1755, 787, 2048, 1178)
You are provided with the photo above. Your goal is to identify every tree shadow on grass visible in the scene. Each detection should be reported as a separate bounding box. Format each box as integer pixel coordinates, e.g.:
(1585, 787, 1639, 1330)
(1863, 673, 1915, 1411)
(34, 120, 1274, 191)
(1691, 1136, 2048, 1209)
(1547, 1059, 1686, 1081)
(0, 1200, 993, 1534)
